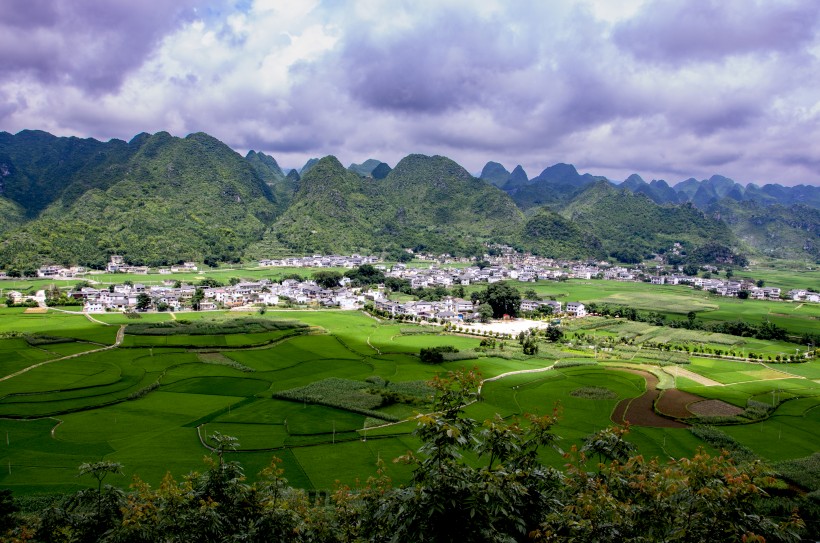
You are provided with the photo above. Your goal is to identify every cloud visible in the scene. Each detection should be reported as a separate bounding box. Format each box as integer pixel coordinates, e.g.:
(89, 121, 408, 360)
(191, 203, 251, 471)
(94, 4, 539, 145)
(1, 0, 819, 186)
(0, 0, 206, 92)
(613, 0, 820, 64)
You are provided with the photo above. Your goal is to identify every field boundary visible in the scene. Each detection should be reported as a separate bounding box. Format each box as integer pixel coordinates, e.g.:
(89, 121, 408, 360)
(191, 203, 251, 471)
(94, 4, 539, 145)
(0, 325, 125, 383)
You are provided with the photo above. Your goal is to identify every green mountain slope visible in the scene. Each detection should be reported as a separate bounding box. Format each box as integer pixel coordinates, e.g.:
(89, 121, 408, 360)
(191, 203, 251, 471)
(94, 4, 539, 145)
(521, 207, 605, 259)
(256, 156, 386, 254)
(246, 150, 297, 214)
(0, 197, 25, 236)
(0, 130, 139, 216)
(561, 182, 736, 263)
(253, 154, 525, 257)
(376, 154, 524, 254)
(709, 200, 820, 260)
(0, 132, 278, 268)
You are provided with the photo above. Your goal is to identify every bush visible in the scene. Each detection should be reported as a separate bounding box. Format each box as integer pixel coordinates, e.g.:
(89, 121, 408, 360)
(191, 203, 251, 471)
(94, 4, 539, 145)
(689, 425, 758, 463)
(419, 345, 459, 364)
(125, 317, 307, 336)
(570, 386, 617, 400)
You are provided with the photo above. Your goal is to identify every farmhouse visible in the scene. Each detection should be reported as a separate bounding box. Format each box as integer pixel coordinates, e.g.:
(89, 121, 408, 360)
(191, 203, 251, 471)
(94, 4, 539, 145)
(566, 302, 587, 317)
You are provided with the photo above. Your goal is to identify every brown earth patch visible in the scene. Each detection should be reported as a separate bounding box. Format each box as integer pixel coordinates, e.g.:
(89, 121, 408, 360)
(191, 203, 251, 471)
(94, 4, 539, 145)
(23, 307, 48, 314)
(608, 368, 690, 429)
(656, 389, 704, 418)
(687, 399, 744, 417)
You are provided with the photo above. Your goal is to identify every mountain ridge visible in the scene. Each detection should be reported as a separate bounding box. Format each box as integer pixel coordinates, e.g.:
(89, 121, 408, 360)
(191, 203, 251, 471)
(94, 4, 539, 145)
(1, 129, 815, 268)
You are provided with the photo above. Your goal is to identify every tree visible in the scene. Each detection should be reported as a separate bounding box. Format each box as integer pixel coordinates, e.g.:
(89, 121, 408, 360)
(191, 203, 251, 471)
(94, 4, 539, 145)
(757, 279, 765, 288)
(581, 426, 636, 465)
(359, 370, 563, 542)
(477, 282, 521, 318)
(136, 293, 152, 311)
(313, 270, 343, 289)
(344, 264, 384, 285)
(478, 303, 494, 323)
(544, 326, 563, 342)
(191, 288, 205, 310)
(524, 289, 540, 300)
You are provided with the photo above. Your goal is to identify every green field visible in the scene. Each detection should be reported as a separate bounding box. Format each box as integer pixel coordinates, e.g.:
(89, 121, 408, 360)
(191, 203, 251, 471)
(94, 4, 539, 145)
(0, 279, 817, 496)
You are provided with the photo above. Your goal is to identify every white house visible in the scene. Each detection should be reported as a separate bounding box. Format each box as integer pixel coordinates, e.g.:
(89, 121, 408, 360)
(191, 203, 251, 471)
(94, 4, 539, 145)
(566, 302, 587, 317)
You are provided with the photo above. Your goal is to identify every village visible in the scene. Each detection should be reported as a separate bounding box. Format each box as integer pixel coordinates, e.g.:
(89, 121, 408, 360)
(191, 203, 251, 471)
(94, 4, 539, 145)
(3, 247, 818, 315)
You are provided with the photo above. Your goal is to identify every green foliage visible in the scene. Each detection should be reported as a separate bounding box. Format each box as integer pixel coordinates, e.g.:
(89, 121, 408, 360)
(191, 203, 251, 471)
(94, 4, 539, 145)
(776, 453, 820, 492)
(521, 207, 604, 259)
(124, 317, 306, 336)
(560, 182, 736, 261)
(0, 131, 278, 269)
(708, 199, 820, 260)
(419, 345, 459, 364)
(272, 377, 426, 420)
(1, 369, 812, 542)
(570, 386, 617, 400)
(312, 270, 342, 288)
(252, 154, 524, 257)
(23, 334, 75, 346)
(475, 281, 521, 318)
(685, 242, 749, 267)
(689, 425, 759, 464)
(343, 264, 384, 285)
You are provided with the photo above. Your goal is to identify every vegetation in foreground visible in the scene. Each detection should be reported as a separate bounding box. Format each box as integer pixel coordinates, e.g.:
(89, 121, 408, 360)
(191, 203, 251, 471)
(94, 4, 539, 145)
(1, 371, 812, 542)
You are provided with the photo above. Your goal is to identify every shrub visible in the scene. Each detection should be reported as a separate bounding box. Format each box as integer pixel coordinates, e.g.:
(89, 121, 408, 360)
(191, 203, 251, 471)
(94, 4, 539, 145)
(420, 345, 459, 364)
(570, 387, 617, 400)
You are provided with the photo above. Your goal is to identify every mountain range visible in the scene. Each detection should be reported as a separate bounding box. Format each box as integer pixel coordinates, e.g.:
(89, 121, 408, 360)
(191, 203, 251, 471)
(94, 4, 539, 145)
(0, 129, 816, 270)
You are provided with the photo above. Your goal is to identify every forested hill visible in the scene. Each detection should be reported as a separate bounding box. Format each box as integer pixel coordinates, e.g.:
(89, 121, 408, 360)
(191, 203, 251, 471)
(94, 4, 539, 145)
(0, 131, 278, 269)
(0, 128, 799, 268)
(250, 154, 525, 257)
(560, 181, 735, 263)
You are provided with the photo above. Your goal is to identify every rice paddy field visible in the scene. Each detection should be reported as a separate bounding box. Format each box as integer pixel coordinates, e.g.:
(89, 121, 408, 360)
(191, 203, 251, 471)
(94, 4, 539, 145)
(0, 276, 818, 496)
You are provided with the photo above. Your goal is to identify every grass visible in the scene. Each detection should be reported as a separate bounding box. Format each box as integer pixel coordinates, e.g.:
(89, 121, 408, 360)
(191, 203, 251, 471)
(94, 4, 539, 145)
(1, 302, 817, 495)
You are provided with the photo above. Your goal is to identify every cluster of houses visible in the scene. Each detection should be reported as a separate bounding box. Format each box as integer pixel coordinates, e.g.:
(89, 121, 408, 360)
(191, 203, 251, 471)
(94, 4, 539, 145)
(788, 289, 820, 303)
(78, 278, 363, 313)
(374, 297, 585, 322)
(258, 254, 380, 268)
(2, 250, 816, 312)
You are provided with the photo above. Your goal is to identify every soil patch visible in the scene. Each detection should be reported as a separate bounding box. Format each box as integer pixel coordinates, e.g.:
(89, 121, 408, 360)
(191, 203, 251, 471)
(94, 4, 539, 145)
(24, 307, 48, 314)
(657, 389, 704, 418)
(688, 399, 744, 417)
(608, 368, 689, 429)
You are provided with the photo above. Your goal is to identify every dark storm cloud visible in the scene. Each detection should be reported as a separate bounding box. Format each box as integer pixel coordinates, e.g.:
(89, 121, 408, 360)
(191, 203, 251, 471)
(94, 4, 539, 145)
(613, 0, 820, 64)
(0, 0, 206, 92)
(339, 10, 538, 114)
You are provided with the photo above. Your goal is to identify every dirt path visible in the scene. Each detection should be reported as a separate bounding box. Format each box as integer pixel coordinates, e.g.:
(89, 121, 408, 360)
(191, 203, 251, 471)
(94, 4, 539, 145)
(361, 363, 559, 434)
(0, 325, 125, 384)
(661, 365, 722, 387)
(366, 336, 382, 355)
(478, 363, 557, 394)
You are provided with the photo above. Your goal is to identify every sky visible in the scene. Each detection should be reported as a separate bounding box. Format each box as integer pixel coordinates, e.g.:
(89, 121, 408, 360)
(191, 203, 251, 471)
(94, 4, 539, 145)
(2, 0, 819, 186)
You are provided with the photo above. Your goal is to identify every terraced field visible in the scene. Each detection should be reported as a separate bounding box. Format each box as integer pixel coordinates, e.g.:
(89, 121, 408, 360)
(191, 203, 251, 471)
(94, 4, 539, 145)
(0, 305, 818, 495)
